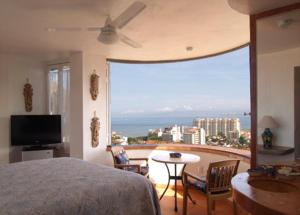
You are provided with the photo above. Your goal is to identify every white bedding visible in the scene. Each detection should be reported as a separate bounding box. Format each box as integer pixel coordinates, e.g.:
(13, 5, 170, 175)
(0, 158, 161, 215)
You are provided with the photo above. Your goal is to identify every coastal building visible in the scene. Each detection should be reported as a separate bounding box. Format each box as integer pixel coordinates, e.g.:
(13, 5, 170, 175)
(220, 118, 227, 135)
(111, 132, 128, 145)
(199, 128, 206, 145)
(193, 118, 241, 138)
(161, 133, 173, 142)
(183, 127, 206, 145)
(183, 133, 197, 144)
(148, 128, 163, 137)
(161, 124, 182, 142)
(228, 119, 241, 135)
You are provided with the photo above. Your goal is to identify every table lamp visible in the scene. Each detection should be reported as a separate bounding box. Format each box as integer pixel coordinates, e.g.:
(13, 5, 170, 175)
(258, 115, 279, 149)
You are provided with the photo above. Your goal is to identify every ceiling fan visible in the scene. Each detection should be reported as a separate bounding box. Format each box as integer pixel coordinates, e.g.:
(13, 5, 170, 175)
(46, 1, 146, 48)
(277, 18, 299, 28)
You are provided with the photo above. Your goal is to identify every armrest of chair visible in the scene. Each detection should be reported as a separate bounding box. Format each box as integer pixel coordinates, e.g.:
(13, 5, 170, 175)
(183, 171, 206, 183)
(129, 157, 148, 161)
(128, 157, 149, 166)
(115, 164, 141, 173)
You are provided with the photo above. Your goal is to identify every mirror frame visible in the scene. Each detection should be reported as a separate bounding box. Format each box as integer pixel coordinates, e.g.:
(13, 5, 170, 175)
(250, 3, 300, 168)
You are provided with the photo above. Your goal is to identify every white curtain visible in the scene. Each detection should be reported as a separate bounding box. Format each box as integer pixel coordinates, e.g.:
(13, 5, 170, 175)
(47, 63, 70, 150)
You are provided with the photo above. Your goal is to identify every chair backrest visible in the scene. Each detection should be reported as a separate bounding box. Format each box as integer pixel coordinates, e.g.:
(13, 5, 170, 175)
(110, 146, 125, 167)
(206, 160, 240, 193)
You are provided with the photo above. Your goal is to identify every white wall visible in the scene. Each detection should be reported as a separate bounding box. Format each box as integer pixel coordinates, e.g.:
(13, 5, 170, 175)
(70, 52, 84, 159)
(0, 53, 47, 164)
(257, 47, 300, 149)
(0, 51, 111, 165)
(70, 52, 112, 165)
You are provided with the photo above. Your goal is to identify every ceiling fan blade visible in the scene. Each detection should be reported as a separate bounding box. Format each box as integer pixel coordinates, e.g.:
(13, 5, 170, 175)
(111, 1, 146, 29)
(45, 27, 82, 32)
(119, 33, 142, 48)
(87, 27, 102, 31)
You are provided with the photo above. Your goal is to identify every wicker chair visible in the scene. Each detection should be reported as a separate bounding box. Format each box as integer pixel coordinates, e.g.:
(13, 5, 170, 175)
(182, 160, 240, 215)
(109, 146, 149, 177)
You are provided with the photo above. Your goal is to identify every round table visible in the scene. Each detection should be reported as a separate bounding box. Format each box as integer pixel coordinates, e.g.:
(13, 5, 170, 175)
(152, 153, 200, 212)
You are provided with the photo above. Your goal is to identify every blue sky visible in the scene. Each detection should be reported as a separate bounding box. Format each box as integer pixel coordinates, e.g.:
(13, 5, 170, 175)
(111, 47, 250, 118)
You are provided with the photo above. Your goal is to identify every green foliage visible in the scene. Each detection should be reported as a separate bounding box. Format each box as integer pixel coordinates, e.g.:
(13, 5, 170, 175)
(147, 132, 163, 141)
(238, 136, 250, 148)
(217, 132, 225, 137)
(127, 137, 138, 145)
(205, 133, 250, 149)
(127, 136, 148, 145)
(239, 136, 247, 144)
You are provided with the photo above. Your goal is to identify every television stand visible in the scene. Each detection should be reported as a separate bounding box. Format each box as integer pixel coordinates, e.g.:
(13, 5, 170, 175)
(22, 146, 53, 161)
(23, 145, 53, 151)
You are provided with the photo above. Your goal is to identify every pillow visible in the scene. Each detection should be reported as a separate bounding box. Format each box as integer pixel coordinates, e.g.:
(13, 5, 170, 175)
(194, 181, 207, 192)
(115, 150, 129, 164)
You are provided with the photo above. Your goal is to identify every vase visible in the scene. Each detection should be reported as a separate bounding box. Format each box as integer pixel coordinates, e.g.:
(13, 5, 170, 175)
(262, 128, 273, 149)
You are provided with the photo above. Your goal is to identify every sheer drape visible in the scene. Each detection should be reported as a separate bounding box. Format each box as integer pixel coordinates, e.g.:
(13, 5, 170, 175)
(47, 64, 70, 150)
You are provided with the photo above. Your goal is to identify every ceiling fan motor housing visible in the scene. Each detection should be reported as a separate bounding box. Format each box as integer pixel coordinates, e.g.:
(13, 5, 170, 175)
(98, 25, 119, 44)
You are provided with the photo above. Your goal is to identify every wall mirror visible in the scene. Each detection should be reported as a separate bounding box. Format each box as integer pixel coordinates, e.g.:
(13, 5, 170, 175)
(256, 8, 300, 165)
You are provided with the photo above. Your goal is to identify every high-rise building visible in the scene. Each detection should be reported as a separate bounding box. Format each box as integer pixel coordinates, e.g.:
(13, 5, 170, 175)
(220, 118, 227, 136)
(211, 119, 218, 136)
(183, 127, 206, 144)
(193, 118, 240, 138)
(199, 128, 206, 145)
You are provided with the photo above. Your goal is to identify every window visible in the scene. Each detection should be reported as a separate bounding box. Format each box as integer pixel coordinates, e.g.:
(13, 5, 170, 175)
(48, 64, 70, 144)
(110, 47, 251, 149)
(48, 69, 59, 114)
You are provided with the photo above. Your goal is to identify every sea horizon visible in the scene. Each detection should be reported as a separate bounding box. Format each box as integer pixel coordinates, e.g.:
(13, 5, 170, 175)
(112, 113, 251, 137)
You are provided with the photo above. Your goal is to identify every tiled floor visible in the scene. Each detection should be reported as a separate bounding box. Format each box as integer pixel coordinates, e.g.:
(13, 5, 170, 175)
(156, 186, 238, 215)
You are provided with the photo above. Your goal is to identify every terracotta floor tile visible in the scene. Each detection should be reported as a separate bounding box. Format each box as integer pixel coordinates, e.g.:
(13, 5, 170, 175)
(157, 187, 235, 215)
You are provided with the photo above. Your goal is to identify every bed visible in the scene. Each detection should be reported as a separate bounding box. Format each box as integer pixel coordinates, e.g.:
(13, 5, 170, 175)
(0, 158, 161, 215)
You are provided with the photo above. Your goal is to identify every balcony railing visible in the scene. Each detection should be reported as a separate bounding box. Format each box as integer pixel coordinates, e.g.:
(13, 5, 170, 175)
(109, 143, 250, 185)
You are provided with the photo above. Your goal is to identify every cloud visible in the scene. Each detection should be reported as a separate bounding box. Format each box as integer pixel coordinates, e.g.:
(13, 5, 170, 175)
(155, 105, 193, 113)
(183, 105, 193, 111)
(122, 109, 144, 114)
(156, 107, 174, 113)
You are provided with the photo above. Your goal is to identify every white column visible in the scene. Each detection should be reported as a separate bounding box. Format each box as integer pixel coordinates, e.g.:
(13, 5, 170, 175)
(70, 52, 112, 165)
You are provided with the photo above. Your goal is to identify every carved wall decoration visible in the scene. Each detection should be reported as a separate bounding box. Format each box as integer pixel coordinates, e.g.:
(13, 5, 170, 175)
(23, 78, 33, 112)
(90, 111, 100, 148)
(90, 70, 99, 101)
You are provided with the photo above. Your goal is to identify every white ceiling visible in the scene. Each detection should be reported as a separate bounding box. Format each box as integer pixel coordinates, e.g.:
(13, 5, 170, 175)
(228, 0, 300, 15)
(0, 0, 250, 61)
(257, 9, 300, 54)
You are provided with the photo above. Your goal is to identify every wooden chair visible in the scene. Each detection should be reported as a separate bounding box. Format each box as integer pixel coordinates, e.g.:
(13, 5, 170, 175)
(182, 160, 240, 215)
(110, 146, 149, 177)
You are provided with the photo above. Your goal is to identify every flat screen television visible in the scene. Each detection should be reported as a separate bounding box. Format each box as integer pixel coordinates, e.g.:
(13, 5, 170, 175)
(10, 115, 62, 146)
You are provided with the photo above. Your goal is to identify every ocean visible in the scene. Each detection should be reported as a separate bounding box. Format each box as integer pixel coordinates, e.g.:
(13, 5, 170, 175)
(112, 114, 251, 137)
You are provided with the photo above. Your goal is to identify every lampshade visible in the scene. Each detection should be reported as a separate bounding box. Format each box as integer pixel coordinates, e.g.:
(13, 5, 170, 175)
(258, 115, 279, 128)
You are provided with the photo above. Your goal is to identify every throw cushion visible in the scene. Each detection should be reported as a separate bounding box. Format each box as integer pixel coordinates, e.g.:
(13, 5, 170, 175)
(115, 150, 129, 164)
(193, 180, 207, 193)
